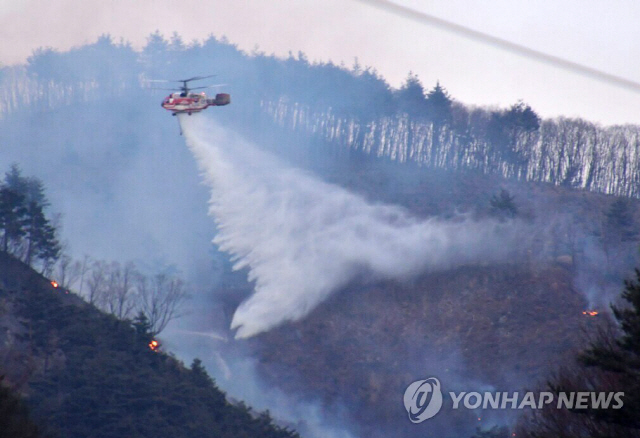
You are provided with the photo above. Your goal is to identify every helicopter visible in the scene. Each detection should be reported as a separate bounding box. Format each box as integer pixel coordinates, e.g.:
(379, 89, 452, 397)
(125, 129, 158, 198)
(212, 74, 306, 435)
(152, 75, 230, 115)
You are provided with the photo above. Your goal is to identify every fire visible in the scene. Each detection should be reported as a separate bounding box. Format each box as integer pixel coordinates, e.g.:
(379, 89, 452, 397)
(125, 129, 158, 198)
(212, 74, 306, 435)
(51, 281, 59, 288)
(582, 310, 599, 317)
(148, 340, 160, 351)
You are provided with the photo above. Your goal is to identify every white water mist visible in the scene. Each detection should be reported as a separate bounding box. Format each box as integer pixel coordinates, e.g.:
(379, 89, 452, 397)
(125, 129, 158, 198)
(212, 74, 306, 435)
(180, 115, 517, 338)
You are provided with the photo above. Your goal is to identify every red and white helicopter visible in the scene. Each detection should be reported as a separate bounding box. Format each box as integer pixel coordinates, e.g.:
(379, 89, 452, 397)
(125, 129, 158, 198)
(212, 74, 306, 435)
(152, 75, 230, 116)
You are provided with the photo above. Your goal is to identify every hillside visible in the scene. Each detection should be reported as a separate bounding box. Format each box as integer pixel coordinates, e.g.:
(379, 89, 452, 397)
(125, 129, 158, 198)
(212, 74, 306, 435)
(181, 152, 639, 437)
(0, 251, 298, 438)
(250, 263, 592, 437)
(3, 93, 639, 437)
(211, 156, 639, 437)
(1, 34, 640, 437)
(3, 35, 640, 198)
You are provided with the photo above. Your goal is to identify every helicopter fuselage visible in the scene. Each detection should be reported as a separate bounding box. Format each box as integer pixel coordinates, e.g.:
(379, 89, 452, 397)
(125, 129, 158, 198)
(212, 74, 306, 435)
(161, 92, 230, 115)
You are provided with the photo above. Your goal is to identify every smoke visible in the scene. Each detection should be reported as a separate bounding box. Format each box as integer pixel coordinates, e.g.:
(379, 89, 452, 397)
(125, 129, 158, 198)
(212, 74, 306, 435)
(180, 115, 519, 338)
(162, 323, 358, 438)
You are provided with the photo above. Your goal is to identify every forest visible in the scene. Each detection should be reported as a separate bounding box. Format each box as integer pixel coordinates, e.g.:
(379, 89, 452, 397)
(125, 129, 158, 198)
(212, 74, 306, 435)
(1, 33, 638, 198)
(0, 248, 298, 437)
(1, 31, 640, 437)
(0, 162, 297, 436)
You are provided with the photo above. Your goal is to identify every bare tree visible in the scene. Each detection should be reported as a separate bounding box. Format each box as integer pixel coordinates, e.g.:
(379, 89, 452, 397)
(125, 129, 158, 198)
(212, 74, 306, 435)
(136, 272, 189, 335)
(86, 260, 108, 306)
(81, 258, 189, 333)
(77, 254, 91, 295)
(103, 261, 137, 319)
(54, 253, 83, 289)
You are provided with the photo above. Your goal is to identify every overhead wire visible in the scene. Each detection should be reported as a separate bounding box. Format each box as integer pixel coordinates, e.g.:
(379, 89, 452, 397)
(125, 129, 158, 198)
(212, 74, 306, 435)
(355, 0, 640, 93)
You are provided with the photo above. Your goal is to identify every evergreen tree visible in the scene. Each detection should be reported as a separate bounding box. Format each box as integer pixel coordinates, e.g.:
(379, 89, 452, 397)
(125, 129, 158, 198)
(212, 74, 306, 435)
(578, 268, 640, 429)
(489, 189, 518, 219)
(1, 165, 59, 267)
(502, 101, 540, 133)
(518, 269, 640, 436)
(132, 311, 152, 338)
(190, 359, 213, 384)
(4, 164, 29, 197)
(141, 31, 171, 77)
(6, 260, 299, 438)
(425, 81, 453, 126)
(0, 187, 27, 253)
(4, 165, 48, 209)
(396, 72, 429, 117)
(487, 101, 540, 158)
(23, 201, 59, 267)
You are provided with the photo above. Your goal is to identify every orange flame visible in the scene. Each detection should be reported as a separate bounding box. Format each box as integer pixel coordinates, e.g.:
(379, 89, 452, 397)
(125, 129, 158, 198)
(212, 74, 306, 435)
(51, 281, 59, 288)
(149, 340, 159, 351)
(582, 310, 599, 317)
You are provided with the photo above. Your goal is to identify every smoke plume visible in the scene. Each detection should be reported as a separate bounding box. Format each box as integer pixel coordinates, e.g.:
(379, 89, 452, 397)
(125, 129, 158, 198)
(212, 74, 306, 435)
(180, 115, 517, 338)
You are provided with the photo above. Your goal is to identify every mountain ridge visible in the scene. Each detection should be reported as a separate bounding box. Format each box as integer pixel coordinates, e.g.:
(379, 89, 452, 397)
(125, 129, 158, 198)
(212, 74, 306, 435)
(0, 251, 299, 438)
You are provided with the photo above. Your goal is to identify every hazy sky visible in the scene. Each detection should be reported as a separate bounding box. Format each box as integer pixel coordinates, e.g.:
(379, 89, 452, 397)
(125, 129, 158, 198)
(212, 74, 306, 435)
(1, 0, 639, 125)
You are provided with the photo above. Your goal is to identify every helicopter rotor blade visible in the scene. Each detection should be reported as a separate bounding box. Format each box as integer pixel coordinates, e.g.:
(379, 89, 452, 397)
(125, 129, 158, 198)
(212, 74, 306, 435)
(189, 84, 228, 90)
(147, 75, 218, 85)
(172, 74, 217, 83)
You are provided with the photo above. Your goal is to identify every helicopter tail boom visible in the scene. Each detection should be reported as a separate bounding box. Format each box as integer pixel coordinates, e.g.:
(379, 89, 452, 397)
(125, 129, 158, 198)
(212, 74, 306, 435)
(207, 93, 231, 107)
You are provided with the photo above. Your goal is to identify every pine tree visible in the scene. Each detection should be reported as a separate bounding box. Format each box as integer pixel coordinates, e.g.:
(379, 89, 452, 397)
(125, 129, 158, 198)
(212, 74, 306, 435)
(578, 268, 640, 429)
(4, 164, 29, 197)
(490, 189, 518, 219)
(502, 101, 540, 133)
(190, 359, 213, 384)
(425, 81, 453, 126)
(396, 72, 429, 117)
(132, 311, 152, 338)
(23, 201, 59, 267)
(0, 187, 27, 253)
(1, 165, 59, 267)
(487, 101, 540, 158)
(3, 165, 49, 210)
(516, 271, 640, 436)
